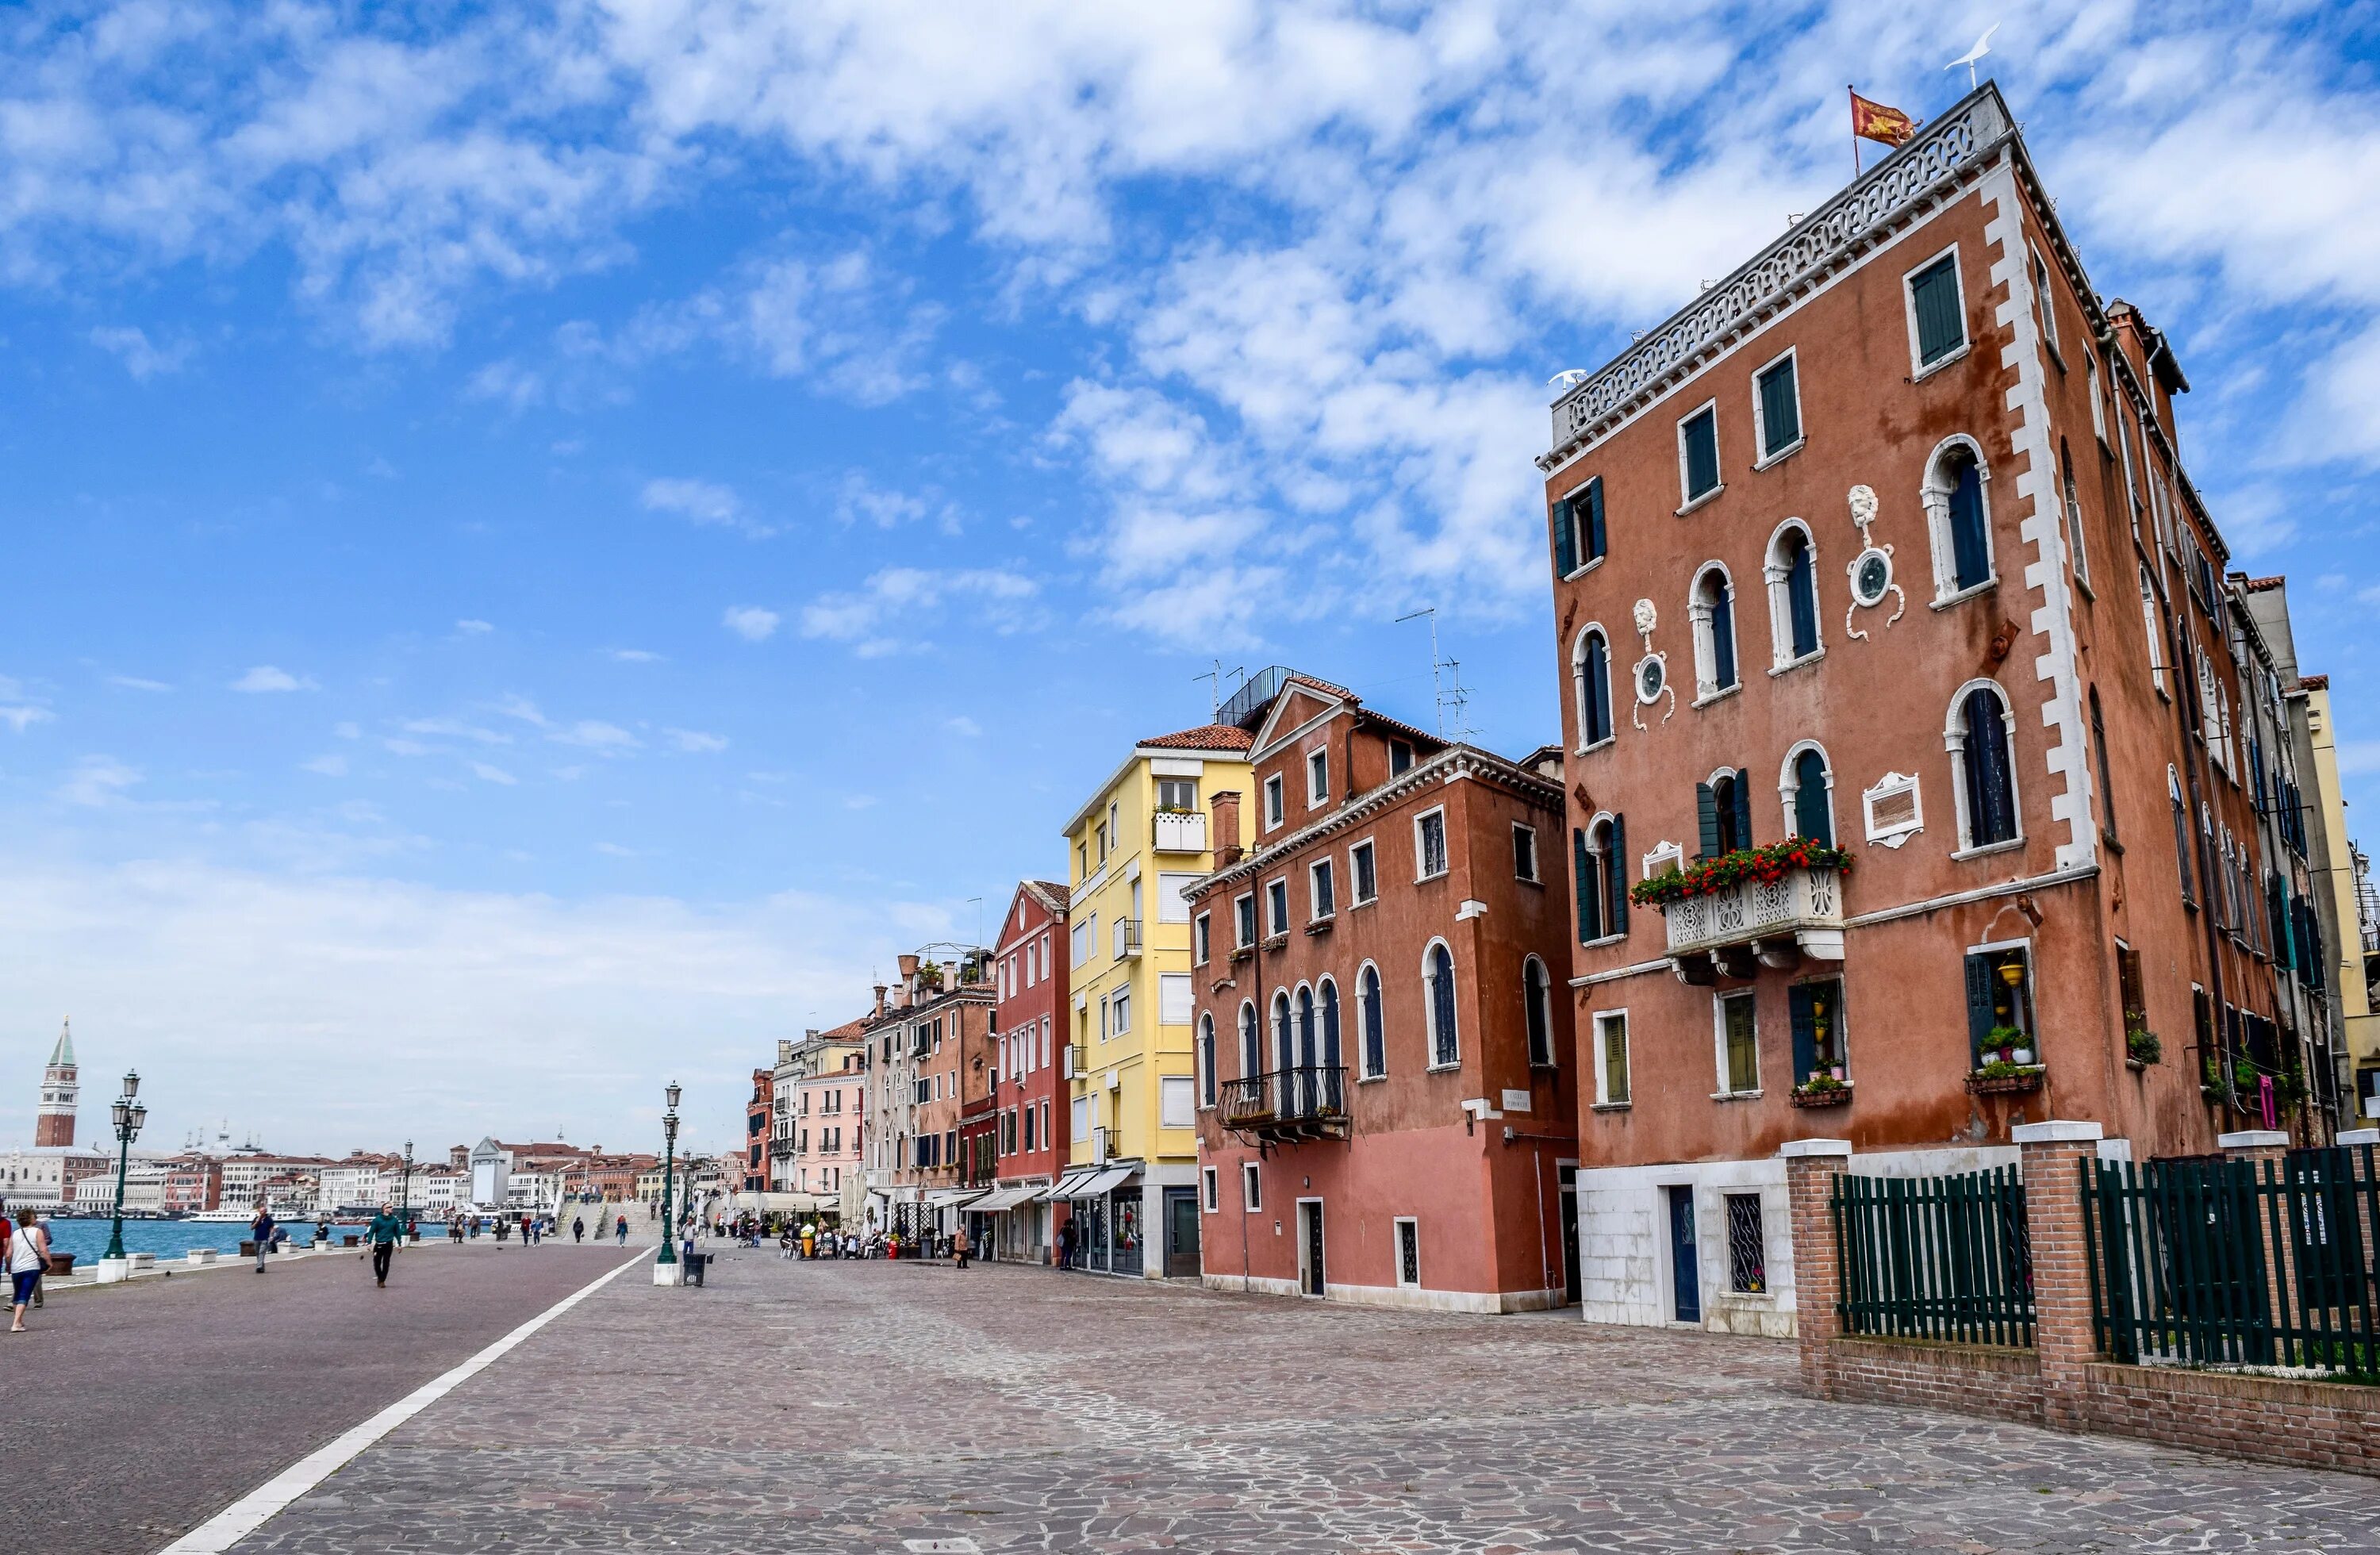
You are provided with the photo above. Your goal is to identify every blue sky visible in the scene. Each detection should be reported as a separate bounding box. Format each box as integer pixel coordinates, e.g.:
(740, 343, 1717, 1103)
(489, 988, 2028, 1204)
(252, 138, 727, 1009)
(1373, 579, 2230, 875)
(2, 0, 2377, 1157)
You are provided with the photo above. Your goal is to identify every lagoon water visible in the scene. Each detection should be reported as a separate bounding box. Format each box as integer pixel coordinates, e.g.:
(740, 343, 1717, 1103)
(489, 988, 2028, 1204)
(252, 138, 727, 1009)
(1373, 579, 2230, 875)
(38, 1217, 459, 1263)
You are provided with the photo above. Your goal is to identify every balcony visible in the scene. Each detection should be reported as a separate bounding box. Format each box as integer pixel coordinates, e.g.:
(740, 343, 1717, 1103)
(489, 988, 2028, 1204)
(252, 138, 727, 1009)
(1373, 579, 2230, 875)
(1218, 1065, 1349, 1142)
(1153, 810, 1207, 854)
(1658, 862, 1845, 984)
(1114, 917, 1143, 959)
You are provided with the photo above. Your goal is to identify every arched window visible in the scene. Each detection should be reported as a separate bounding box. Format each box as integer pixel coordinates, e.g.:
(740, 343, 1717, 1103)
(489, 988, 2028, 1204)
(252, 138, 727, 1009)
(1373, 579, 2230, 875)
(1522, 955, 1554, 1067)
(2059, 438, 2090, 587)
(1703, 770, 1751, 856)
(1574, 626, 1613, 747)
(1783, 743, 1835, 845)
(2139, 566, 2167, 693)
(1690, 563, 1739, 698)
(1765, 522, 1821, 666)
(1924, 438, 1994, 597)
(1423, 942, 1459, 1068)
(1319, 977, 1342, 1069)
(1357, 962, 1385, 1078)
(1271, 990, 1293, 1073)
(1947, 682, 2019, 849)
(1295, 984, 1317, 1069)
(1197, 1014, 1216, 1107)
(1238, 1000, 1261, 1077)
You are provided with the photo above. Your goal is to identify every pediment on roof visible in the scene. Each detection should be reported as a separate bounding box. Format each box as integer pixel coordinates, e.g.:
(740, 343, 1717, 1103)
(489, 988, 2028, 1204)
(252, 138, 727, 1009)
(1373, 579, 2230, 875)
(1251, 680, 1352, 757)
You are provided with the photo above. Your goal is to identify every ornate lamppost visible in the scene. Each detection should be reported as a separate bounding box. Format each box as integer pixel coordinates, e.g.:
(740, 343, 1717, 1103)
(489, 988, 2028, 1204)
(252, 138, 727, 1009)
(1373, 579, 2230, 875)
(401, 1138, 414, 1231)
(656, 1083, 681, 1277)
(102, 1069, 148, 1268)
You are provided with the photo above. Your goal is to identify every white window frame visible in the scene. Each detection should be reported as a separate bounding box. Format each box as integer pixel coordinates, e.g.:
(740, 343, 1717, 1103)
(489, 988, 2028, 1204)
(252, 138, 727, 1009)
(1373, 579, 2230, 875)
(1111, 985, 1132, 1036)
(1944, 678, 2025, 857)
(1414, 807, 1449, 882)
(1422, 936, 1459, 1071)
(1242, 1160, 1262, 1213)
(1676, 397, 1723, 513)
(1688, 560, 1740, 705)
(2029, 244, 2062, 366)
(1572, 623, 1614, 753)
(1920, 433, 1997, 606)
(1262, 773, 1285, 830)
(1355, 960, 1385, 1081)
(1158, 1074, 1195, 1130)
(1522, 954, 1555, 1068)
(1902, 241, 1970, 380)
(1349, 838, 1379, 905)
(1713, 989, 1760, 1098)
(1777, 739, 1837, 844)
(1591, 1008, 1631, 1108)
(1159, 972, 1193, 1027)
(1763, 518, 1825, 672)
(1393, 1216, 1422, 1290)
(1265, 877, 1291, 936)
(1306, 747, 1330, 808)
(1308, 857, 1336, 920)
(1511, 822, 1540, 884)
(2086, 347, 2109, 444)
(1233, 892, 1256, 948)
(1553, 474, 1603, 581)
(1201, 1165, 1219, 1213)
(1750, 346, 1804, 467)
(1193, 911, 1211, 966)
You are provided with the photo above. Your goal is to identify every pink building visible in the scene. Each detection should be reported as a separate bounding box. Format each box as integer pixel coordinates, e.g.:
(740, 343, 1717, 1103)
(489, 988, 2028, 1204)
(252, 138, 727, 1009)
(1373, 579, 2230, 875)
(975, 880, 1072, 1261)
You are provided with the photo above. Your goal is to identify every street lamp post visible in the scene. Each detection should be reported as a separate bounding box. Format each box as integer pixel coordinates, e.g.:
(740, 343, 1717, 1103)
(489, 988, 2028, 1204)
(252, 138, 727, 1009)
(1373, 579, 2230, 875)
(401, 1139, 414, 1230)
(102, 1069, 148, 1270)
(656, 1083, 681, 1282)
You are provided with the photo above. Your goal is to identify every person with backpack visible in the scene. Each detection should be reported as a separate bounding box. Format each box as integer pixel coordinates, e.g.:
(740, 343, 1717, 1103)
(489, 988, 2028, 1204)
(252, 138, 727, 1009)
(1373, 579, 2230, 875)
(10, 1207, 50, 1330)
(251, 1202, 277, 1273)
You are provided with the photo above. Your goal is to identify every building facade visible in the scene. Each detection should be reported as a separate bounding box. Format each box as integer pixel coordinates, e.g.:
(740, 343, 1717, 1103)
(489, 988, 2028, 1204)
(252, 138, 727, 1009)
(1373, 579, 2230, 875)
(777, 1020, 867, 1212)
(2299, 674, 2380, 1118)
(1186, 674, 1583, 1311)
(35, 1020, 76, 1148)
(973, 880, 1072, 1261)
(862, 951, 994, 1240)
(1061, 716, 1253, 1277)
(1537, 84, 2313, 1336)
(743, 1069, 772, 1193)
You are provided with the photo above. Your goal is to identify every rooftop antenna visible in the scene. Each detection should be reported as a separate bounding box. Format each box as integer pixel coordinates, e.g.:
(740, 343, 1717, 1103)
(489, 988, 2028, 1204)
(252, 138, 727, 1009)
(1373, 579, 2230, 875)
(1946, 23, 1997, 90)
(1193, 660, 1244, 721)
(1395, 607, 1472, 739)
(967, 896, 984, 949)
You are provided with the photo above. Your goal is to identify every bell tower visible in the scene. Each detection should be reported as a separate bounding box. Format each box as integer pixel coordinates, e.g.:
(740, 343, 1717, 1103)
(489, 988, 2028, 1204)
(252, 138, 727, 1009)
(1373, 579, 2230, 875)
(35, 1019, 77, 1148)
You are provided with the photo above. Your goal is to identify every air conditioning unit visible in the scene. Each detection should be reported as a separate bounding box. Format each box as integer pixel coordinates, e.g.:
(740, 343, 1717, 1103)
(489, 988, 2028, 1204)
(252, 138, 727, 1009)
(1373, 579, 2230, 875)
(1105, 1069, 1121, 1092)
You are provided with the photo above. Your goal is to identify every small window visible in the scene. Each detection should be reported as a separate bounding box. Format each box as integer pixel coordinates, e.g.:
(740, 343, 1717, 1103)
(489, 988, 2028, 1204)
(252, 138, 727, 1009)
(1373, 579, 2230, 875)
(1157, 777, 1198, 812)
(1725, 1193, 1768, 1293)
(1307, 748, 1330, 806)
(1350, 840, 1378, 904)
(1394, 1218, 1421, 1289)
(1415, 809, 1449, 880)
(1908, 251, 1966, 368)
(1951, 683, 2020, 850)
(2090, 687, 2117, 843)
(1425, 943, 1460, 1067)
(1786, 747, 1833, 846)
(1964, 945, 2035, 1068)
(2086, 348, 2108, 442)
(1310, 858, 1336, 920)
(1266, 878, 1290, 935)
(1788, 977, 1846, 1085)
(1263, 774, 1285, 828)
(1512, 824, 1540, 883)
(1523, 956, 1555, 1067)
(1201, 1165, 1219, 1212)
(1234, 893, 1256, 947)
(1718, 992, 1759, 1095)
(1595, 1012, 1630, 1106)
(1575, 627, 1614, 747)
(1768, 525, 1821, 664)
(1193, 912, 1211, 966)
(1159, 1075, 1194, 1129)
(2030, 246, 2059, 359)
(1358, 962, 1386, 1078)
(1679, 404, 1721, 504)
(1927, 440, 1993, 597)
(2060, 440, 2091, 589)
(1691, 565, 1738, 697)
(1114, 987, 1132, 1034)
(1388, 739, 1415, 776)
(1551, 476, 1607, 578)
(1242, 1161, 1261, 1212)
(1755, 352, 1801, 460)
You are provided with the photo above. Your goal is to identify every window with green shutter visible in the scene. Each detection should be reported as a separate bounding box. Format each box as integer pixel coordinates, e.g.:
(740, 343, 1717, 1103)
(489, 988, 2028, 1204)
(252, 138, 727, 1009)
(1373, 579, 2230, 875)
(1756, 355, 1800, 458)
(1582, 475, 1606, 562)
(1910, 255, 1966, 367)
(1679, 408, 1720, 502)
(1551, 493, 1576, 577)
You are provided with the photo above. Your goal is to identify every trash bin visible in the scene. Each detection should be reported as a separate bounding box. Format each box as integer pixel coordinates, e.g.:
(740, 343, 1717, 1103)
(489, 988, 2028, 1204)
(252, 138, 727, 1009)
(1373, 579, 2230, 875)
(685, 1252, 708, 1288)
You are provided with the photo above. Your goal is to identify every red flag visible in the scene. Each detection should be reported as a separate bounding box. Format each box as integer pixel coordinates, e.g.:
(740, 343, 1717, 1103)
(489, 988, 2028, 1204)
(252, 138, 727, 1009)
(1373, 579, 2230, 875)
(1851, 90, 1917, 148)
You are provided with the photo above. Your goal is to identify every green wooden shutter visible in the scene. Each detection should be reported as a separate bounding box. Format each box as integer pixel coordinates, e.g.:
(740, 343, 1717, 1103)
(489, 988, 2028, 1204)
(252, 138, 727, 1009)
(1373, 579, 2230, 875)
(1912, 256, 1965, 365)
(1964, 952, 1996, 1065)
(1696, 782, 1720, 859)
(1552, 494, 1577, 577)
(1788, 984, 1817, 1082)
(1584, 476, 1607, 561)
(1606, 813, 1628, 933)
(1732, 769, 1755, 851)
(1758, 359, 1799, 453)
(1573, 828, 1599, 943)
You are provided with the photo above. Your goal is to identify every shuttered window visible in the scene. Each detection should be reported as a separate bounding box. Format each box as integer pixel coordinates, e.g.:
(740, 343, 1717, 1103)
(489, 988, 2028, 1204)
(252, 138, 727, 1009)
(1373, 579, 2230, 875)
(1574, 828, 1603, 943)
(1426, 944, 1459, 1067)
(1359, 965, 1385, 1077)
(1910, 254, 1966, 366)
(1605, 813, 1628, 936)
(1680, 407, 1720, 502)
(1791, 749, 1833, 844)
(1960, 689, 2017, 847)
(1551, 477, 1606, 578)
(1945, 449, 1991, 590)
(1783, 529, 1820, 658)
(1756, 355, 1800, 457)
(1722, 993, 1759, 1094)
(1788, 979, 1844, 1084)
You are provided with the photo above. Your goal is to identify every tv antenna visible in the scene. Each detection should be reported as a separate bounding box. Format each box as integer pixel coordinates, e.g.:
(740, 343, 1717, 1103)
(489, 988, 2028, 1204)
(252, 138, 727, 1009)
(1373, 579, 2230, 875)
(1395, 607, 1472, 739)
(1193, 660, 1244, 721)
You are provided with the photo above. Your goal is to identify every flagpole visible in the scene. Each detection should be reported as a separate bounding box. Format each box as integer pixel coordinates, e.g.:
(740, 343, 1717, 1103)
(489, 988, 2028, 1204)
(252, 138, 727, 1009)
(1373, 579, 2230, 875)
(1849, 86, 1860, 179)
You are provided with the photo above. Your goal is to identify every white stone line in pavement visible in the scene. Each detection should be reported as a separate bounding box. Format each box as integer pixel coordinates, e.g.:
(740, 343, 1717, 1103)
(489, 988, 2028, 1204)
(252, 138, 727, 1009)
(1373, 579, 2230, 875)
(152, 1248, 654, 1555)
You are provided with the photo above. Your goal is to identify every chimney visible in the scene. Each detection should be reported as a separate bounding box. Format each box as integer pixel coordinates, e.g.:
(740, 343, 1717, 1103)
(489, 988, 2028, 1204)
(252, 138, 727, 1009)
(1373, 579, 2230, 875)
(777, 1039, 795, 1066)
(1211, 789, 1242, 867)
(897, 953, 919, 981)
(873, 984, 888, 1017)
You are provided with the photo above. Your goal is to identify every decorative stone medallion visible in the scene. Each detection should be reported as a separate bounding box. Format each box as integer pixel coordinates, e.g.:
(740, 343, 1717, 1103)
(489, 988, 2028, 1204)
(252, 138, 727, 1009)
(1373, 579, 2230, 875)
(1843, 483, 1905, 639)
(1630, 597, 1675, 728)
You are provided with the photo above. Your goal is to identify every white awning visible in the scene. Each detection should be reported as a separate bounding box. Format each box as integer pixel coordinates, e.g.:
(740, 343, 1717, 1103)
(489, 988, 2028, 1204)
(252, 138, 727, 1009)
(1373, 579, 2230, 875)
(923, 1188, 988, 1207)
(1070, 1165, 1137, 1200)
(971, 1184, 1044, 1211)
(1038, 1169, 1096, 1202)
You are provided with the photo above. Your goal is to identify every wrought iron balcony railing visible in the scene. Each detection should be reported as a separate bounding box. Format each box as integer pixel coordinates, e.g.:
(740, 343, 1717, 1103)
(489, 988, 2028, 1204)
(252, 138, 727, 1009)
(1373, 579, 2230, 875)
(1218, 1065, 1349, 1140)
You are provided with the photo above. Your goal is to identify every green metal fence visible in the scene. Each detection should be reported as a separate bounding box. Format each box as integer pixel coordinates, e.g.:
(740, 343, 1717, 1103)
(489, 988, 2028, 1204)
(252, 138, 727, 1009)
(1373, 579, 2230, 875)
(1833, 1166, 2035, 1346)
(2082, 1146, 2378, 1375)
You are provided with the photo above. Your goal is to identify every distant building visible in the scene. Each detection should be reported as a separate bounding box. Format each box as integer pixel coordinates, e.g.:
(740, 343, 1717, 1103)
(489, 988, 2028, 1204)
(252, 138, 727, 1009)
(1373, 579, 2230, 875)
(976, 879, 1073, 1263)
(35, 1020, 77, 1148)
(0, 1144, 114, 1208)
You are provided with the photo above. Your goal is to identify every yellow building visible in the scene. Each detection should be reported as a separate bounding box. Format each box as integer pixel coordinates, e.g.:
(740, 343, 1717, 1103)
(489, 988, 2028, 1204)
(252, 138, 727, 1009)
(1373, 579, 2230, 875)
(1057, 718, 1251, 1277)
(2305, 678, 2380, 1119)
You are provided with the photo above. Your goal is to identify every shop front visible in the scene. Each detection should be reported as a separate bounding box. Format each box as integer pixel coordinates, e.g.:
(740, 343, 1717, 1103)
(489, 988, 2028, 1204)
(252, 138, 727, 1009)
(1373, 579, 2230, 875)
(1054, 1162, 1142, 1277)
(967, 1182, 1049, 1262)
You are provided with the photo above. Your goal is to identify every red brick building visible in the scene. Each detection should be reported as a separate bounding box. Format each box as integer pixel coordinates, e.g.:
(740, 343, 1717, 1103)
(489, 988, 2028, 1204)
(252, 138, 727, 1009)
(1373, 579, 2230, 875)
(973, 879, 1073, 1261)
(1539, 84, 2317, 1336)
(743, 1069, 771, 1194)
(861, 950, 996, 1241)
(1184, 674, 1582, 1310)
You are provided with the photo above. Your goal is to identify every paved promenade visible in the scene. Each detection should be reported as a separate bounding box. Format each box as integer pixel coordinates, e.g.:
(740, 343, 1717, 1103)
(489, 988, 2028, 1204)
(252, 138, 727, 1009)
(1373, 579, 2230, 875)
(12, 1239, 639, 1555)
(204, 1249, 2378, 1553)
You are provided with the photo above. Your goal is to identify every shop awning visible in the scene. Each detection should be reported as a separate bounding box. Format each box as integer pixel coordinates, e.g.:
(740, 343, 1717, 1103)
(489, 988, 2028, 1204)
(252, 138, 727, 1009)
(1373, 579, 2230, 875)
(1070, 1165, 1137, 1200)
(923, 1188, 988, 1207)
(970, 1184, 1043, 1211)
(1038, 1169, 1096, 1201)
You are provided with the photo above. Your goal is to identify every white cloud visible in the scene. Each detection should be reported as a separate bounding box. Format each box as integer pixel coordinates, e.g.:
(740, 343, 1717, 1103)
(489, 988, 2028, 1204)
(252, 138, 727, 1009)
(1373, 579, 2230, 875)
(641, 476, 754, 530)
(0, 676, 55, 732)
(334, 722, 363, 740)
(399, 716, 512, 745)
(946, 716, 981, 737)
(231, 665, 317, 693)
(455, 618, 494, 635)
(799, 567, 1038, 655)
(58, 756, 140, 807)
(593, 841, 636, 857)
(722, 605, 781, 643)
(551, 720, 639, 752)
(605, 647, 663, 662)
(106, 674, 172, 692)
(90, 324, 193, 379)
(470, 760, 519, 785)
(302, 754, 348, 777)
(668, 729, 728, 753)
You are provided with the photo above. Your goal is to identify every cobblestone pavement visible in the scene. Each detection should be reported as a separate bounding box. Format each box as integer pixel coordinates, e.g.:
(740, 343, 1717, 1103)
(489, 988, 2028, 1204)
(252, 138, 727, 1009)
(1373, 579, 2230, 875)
(9, 1239, 637, 1555)
(216, 1250, 2380, 1553)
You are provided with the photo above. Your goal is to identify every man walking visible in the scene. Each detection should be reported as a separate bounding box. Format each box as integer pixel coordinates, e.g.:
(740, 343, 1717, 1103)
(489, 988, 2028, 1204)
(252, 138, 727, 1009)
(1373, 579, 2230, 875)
(572, 1215, 585, 1244)
(365, 1200, 403, 1288)
(251, 1201, 277, 1273)
(951, 1223, 971, 1270)
(615, 1213, 628, 1246)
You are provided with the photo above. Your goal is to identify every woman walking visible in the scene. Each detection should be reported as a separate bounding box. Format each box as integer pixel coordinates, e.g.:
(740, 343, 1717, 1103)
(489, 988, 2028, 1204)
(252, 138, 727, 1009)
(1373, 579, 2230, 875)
(10, 1207, 49, 1330)
(614, 1214, 628, 1246)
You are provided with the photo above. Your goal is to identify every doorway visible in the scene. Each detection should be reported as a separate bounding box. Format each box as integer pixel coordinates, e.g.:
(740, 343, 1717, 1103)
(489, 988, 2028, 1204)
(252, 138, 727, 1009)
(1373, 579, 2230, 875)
(1666, 1184, 1701, 1323)
(1163, 1186, 1201, 1278)
(1558, 1181, 1582, 1307)
(1297, 1200, 1326, 1296)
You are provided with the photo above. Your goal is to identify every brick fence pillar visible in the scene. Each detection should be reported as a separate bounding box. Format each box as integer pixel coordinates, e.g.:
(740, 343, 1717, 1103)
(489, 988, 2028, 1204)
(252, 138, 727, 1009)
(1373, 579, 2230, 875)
(2012, 1120, 2105, 1433)
(1779, 1138, 1852, 1400)
(2220, 1128, 2296, 1356)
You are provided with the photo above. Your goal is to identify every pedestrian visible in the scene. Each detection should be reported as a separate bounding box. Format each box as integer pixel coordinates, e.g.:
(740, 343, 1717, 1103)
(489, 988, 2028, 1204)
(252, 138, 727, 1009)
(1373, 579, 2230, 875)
(952, 1223, 970, 1270)
(8, 1206, 48, 1331)
(572, 1215, 585, 1244)
(1058, 1218, 1076, 1270)
(495, 1216, 509, 1244)
(365, 1200, 403, 1288)
(251, 1200, 278, 1273)
(615, 1214, 628, 1246)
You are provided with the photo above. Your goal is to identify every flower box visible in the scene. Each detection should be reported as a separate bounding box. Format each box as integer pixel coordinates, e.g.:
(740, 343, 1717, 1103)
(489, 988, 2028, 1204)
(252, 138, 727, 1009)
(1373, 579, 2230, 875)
(1790, 1081, 1853, 1109)
(1965, 1065, 2045, 1096)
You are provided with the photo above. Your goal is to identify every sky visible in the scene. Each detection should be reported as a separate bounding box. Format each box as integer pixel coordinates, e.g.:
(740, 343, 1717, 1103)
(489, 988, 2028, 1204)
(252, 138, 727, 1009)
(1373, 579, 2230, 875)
(2, 0, 2378, 1159)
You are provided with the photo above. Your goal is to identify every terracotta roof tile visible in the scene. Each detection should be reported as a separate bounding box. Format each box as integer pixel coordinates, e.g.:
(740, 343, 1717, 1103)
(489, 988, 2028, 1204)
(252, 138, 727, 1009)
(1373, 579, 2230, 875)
(2299, 673, 2328, 690)
(1138, 723, 1254, 751)
(2241, 574, 2287, 593)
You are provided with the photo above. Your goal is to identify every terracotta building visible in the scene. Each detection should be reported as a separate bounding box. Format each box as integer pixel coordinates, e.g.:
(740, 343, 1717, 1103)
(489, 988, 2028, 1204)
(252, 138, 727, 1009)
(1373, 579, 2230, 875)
(971, 879, 1073, 1261)
(741, 1069, 773, 1194)
(1537, 83, 2322, 1336)
(35, 1021, 76, 1147)
(775, 1020, 867, 1218)
(1184, 674, 1582, 1311)
(861, 949, 994, 1241)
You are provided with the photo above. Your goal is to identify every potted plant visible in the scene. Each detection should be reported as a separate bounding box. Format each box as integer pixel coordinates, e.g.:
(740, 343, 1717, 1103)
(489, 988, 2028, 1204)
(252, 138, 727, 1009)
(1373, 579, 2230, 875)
(2124, 1016, 2160, 1069)
(2200, 1053, 2226, 1098)
(1982, 1023, 2033, 1066)
(1966, 1050, 2046, 1096)
(1790, 1073, 1852, 1108)
(1628, 839, 1856, 908)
